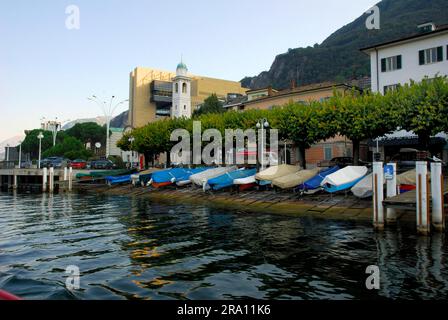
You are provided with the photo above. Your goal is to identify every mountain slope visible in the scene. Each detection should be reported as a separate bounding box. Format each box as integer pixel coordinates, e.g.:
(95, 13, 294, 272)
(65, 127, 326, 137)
(241, 0, 448, 90)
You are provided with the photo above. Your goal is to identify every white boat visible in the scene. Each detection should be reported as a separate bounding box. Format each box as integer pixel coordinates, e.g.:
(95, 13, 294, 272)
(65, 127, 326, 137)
(234, 175, 256, 185)
(397, 169, 416, 185)
(321, 166, 368, 193)
(189, 166, 238, 188)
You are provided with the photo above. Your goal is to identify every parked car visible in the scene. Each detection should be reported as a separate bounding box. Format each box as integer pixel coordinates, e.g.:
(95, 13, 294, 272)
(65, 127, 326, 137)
(40, 157, 70, 168)
(319, 157, 354, 168)
(20, 161, 33, 169)
(70, 159, 87, 169)
(91, 160, 115, 170)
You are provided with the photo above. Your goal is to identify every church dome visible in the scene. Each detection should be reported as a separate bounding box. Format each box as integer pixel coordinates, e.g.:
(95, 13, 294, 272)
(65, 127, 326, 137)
(176, 60, 188, 76)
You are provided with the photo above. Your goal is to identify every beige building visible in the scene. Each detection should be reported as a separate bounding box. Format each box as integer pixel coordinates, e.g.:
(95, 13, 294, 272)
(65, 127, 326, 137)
(128, 66, 248, 128)
(225, 82, 353, 112)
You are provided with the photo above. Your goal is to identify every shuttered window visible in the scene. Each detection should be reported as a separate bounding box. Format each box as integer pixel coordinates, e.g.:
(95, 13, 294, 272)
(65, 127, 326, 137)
(419, 46, 443, 65)
(381, 55, 402, 72)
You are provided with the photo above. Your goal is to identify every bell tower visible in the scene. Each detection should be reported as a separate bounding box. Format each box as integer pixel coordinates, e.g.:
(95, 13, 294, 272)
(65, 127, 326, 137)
(172, 60, 192, 118)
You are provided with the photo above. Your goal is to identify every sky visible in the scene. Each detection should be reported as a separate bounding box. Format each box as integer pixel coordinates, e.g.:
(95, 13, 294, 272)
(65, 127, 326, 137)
(0, 0, 379, 142)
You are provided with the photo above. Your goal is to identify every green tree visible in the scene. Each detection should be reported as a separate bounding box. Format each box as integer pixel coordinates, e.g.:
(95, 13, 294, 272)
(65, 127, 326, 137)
(273, 102, 334, 169)
(21, 129, 66, 159)
(43, 136, 92, 160)
(65, 122, 107, 145)
(330, 90, 399, 165)
(397, 77, 448, 151)
(192, 94, 224, 117)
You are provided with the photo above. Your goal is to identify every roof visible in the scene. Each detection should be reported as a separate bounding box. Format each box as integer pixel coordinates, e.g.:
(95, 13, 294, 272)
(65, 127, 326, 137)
(243, 82, 355, 105)
(223, 96, 248, 108)
(360, 25, 448, 52)
(246, 87, 278, 94)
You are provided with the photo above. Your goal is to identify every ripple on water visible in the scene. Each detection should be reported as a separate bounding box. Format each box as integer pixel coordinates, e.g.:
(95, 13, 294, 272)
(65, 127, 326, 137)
(1, 192, 448, 300)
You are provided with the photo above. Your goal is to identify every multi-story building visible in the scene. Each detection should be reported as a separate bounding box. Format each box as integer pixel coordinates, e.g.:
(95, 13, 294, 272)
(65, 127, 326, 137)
(361, 23, 448, 162)
(128, 62, 248, 128)
(361, 23, 448, 94)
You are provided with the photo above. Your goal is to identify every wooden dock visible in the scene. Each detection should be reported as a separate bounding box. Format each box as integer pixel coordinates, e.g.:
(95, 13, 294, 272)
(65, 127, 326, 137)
(383, 178, 448, 210)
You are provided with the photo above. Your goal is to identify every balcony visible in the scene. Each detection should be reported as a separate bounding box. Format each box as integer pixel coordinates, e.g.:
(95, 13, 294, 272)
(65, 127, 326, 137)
(156, 108, 171, 116)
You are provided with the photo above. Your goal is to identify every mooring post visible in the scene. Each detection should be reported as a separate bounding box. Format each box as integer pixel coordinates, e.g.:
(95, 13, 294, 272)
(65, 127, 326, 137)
(430, 162, 444, 232)
(13, 170, 18, 190)
(49, 167, 54, 193)
(42, 167, 48, 192)
(416, 161, 430, 235)
(64, 167, 68, 181)
(386, 163, 397, 224)
(373, 162, 384, 230)
(68, 167, 73, 192)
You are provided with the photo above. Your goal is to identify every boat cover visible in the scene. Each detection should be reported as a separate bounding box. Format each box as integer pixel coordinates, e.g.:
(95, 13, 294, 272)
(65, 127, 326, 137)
(190, 166, 237, 186)
(272, 168, 320, 189)
(208, 169, 257, 190)
(255, 164, 300, 181)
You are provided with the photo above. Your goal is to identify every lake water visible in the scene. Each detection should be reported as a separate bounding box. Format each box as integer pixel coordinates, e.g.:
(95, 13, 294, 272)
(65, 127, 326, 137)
(0, 192, 447, 300)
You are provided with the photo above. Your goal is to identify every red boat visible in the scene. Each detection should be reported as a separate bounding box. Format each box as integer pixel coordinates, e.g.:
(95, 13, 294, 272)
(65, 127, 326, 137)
(0, 289, 21, 300)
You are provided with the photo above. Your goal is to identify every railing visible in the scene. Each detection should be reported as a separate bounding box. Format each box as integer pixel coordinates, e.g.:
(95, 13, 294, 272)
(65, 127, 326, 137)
(0, 161, 15, 169)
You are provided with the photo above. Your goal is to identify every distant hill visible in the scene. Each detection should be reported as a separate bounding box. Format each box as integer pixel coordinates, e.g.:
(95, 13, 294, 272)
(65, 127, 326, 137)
(241, 0, 448, 90)
(110, 110, 129, 128)
(62, 116, 107, 130)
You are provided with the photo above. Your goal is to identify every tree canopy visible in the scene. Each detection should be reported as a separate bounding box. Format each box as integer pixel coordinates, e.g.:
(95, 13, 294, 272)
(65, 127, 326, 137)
(192, 94, 224, 117)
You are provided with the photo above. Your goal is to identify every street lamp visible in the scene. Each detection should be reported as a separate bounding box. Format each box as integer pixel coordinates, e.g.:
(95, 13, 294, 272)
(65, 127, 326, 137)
(37, 132, 44, 169)
(128, 136, 135, 168)
(5, 144, 10, 162)
(256, 119, 270, 171)
(88, 95, 128, 158)
(18, 141, 22, 169)
(41, 117, 70, 146)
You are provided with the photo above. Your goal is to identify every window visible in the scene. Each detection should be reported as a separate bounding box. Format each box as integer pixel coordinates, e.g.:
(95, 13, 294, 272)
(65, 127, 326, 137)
(182, 82, 187, 94)
(184, 105, 186, 110)
(381, 55, 402, 72)
(419, 47, 443, 65)
(324, 146, 332, 161)
(384, 84, 400, 93)
(175, 83, 179, 93)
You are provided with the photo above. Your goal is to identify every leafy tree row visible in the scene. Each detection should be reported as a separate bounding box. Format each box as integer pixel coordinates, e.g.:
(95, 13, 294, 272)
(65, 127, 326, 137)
(21, 122, 108, 160)
(118, 77, 448, 168)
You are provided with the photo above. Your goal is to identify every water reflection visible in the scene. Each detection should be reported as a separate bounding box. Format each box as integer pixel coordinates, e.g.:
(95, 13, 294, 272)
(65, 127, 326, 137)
(0, 192, 447, 300)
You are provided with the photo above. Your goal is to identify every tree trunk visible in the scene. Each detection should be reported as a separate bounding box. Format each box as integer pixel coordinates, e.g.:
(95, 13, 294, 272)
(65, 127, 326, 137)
(418, 133, 431, 152)
(298, 145, 307, 169)
(352, 139, 360, 166)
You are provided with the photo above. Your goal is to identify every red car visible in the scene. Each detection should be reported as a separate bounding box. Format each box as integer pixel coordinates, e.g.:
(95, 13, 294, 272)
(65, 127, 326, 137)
(70, 159, 87, 169)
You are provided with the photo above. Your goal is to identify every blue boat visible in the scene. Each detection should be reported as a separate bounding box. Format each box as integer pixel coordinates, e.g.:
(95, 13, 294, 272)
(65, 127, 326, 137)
(152, 167, 209, 186)
(208, 168, 257, 191)
(106, 174, 132, 185)
(320, 166, 368, 193)
(323, 175, 365, 193)
(296, 166, 340, 192)
(175, 167, 210, 185)
(257, 180, 272, 186)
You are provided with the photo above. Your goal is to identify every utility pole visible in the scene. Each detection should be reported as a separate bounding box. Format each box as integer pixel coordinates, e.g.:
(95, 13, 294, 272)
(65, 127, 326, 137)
(88, 95, 128, 158)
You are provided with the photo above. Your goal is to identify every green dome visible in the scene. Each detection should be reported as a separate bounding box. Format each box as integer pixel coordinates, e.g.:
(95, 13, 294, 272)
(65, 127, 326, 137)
(177, 61, 188, 70)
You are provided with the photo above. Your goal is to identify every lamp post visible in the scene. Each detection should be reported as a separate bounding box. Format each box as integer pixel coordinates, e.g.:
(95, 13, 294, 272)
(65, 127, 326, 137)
(256, 118, 270, 171)
(18, 141, 22, 169)
(37, 132, 44, 169)
(88, 95, 128, 158)
(128, 136, 135, 168)
(41, 117, 70, 146)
